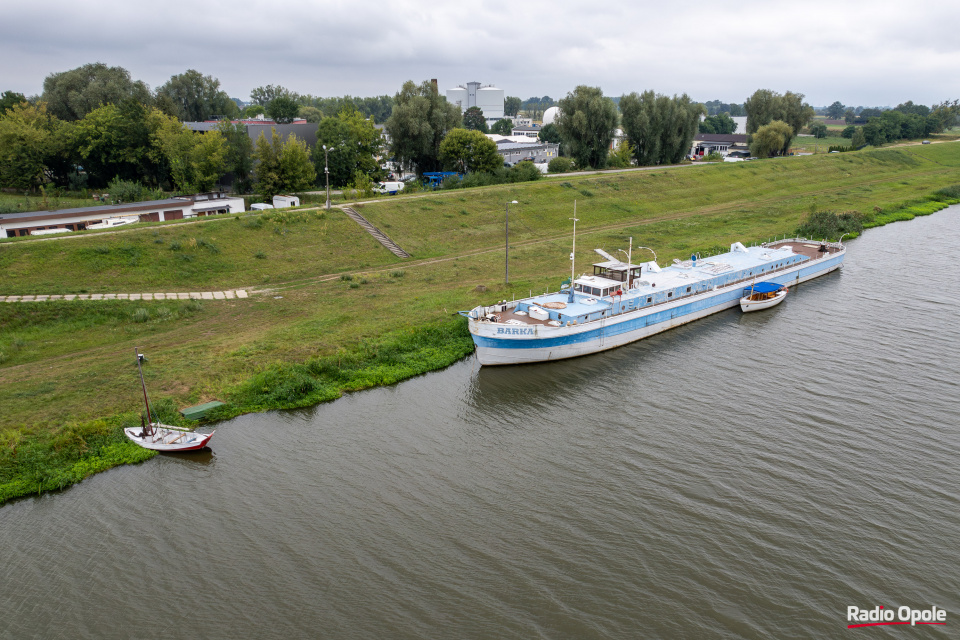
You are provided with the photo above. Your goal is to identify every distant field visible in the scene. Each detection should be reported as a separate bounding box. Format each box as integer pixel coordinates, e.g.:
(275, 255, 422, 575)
(3, 142, 960, 502)
(790, 136, 851, 153)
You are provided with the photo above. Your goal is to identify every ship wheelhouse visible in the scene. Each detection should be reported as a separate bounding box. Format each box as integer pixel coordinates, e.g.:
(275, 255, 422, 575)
(573, 260, 644, 297)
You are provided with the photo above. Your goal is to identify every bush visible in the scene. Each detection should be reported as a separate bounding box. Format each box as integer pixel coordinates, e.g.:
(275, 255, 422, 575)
(548, 157, 574, 173)
(508, 161, 542, 183)
(106, 177, 146, 203)
(132, 308, 150, 323)
(932, 184, 960, 202)
(841, 125, 856, 139)
(796, 210, 868, 240)
(702, 152, 724, 162)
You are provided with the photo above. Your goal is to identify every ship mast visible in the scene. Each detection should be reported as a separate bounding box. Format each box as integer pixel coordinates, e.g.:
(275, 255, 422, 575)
(568, 201, 578, 303)
(135, 347, 155, 436)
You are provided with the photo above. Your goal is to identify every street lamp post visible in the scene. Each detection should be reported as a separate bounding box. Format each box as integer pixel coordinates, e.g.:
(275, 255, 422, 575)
(323, 144, 331, 210)
(505, 200, 518, 284)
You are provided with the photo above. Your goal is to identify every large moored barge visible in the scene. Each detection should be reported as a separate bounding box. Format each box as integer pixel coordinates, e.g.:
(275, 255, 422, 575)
(463, 238, 845, 365)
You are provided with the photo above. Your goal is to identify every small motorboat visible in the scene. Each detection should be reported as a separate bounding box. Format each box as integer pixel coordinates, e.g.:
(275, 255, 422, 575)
(124, 348, 215, 452)
(740, 282, 788, 312)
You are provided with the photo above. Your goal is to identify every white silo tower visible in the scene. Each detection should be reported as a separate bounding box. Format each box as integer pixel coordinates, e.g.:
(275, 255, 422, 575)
(446, 86, 468, 112)
(477, 86, 505, 120)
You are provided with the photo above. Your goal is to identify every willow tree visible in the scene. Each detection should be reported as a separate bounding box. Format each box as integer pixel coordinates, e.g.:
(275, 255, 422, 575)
(744, 89, 814, 155)
(42, 62, 152, 121)
(385, 80, 462, 175)
(619, 91, 703, 166)
(749, 120, 793, 158)
(555, 85, 618, 169)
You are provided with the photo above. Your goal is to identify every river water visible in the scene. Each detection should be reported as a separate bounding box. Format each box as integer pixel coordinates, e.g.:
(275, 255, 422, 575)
(2, 208, 959, 639)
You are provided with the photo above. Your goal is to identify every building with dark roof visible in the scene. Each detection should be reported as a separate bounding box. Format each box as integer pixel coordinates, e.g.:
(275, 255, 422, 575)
(691, 133, 749, 158)
(0, 192, 244, 238)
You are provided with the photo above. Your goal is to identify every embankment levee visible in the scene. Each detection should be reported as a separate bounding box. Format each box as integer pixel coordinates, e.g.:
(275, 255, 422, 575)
(2, 143, 960, 504)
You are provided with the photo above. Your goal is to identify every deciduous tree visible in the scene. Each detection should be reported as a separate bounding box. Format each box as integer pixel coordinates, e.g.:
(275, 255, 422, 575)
(0, 91, 27, 115)
(217, 119, 254, 193)
(149, 110, 226, 193)
(298, 106, 323, 123)
(462, 106, 487, 132)
(155, 69, 238, 122)
(384, 80, 462, 175)
(699, 112, 737, 134)
(73, 101, 159, 186)
(250, 85, 292, 106)
(555, 86, 618, 169)
(439, 128, 500, 174)
(850, 127, 866, 148)
(749, 120, 793, 157)
(826, 101, 845, 119)
(42, 62, 152, 121)
(313, 108, 382, 187)
(253, 129, 316, 198)
(620, 90, 703, 166)
(504, 96, 521, 117)
(744, 89, 813, 155)
(538, 123, 561, 144)
(810, 122, 828, 138)
(0, 102, 60, 191)
(491, 119, 513, 135)
(266, 94, 300, 124)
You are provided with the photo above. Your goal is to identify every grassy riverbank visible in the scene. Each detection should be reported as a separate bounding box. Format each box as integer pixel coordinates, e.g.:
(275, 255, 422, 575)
(2, 143, 960, 503)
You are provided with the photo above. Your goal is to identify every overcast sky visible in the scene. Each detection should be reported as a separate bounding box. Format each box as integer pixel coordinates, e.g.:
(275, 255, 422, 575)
(4, 0, 958, 108)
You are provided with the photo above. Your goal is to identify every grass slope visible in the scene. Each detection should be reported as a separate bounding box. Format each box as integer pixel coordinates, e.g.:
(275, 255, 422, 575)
(2, 143, 960, 503)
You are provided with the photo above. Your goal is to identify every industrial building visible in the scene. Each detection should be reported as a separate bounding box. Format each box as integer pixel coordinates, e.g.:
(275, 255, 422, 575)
(446, 82, 504, 125)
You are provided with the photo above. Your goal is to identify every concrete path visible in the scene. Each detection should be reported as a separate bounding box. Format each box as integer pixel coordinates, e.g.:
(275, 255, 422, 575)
(1, 290, 249, 302)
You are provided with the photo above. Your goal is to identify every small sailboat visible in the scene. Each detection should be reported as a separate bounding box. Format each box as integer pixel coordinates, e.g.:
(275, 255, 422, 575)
(124, 348, 215, 452)
(740, 282, 788, 312)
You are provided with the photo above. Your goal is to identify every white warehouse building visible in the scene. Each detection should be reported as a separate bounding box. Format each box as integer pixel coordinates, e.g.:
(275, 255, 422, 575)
(446, 82, 504, 123)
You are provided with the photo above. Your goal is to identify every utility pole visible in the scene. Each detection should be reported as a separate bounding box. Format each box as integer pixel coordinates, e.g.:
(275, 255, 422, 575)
(323, 144, 331, 210)
(505, 200, 518, 283)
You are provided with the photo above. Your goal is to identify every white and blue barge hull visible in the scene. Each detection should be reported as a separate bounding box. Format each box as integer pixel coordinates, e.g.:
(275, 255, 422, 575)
(466, 239, 845, 366)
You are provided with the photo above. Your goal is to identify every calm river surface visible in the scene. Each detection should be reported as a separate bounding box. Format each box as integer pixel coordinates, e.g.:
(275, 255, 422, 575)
(3, 208, 959, 639)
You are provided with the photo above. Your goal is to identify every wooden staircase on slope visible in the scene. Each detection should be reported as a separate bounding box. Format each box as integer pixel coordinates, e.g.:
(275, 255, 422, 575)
(341, 207, 411, 258)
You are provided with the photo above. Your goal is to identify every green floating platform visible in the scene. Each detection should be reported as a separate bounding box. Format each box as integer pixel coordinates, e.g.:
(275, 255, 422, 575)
(180, 401, 225, 421)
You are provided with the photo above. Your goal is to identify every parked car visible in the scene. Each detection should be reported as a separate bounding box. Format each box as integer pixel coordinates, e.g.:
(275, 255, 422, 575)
(922, 140, 931, 144)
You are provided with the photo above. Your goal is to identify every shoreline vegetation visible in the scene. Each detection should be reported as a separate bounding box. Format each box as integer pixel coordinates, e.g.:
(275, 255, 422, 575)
(2, 144, 960, 504)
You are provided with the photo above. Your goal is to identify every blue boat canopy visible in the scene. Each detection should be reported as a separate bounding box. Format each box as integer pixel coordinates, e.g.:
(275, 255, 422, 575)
(744, 282, 784, 293)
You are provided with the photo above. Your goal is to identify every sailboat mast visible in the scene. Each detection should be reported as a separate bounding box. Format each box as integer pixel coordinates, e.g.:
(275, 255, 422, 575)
(135, 347, 154, 433)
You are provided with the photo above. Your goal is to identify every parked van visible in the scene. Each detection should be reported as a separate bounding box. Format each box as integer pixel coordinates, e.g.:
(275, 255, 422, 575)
(250, 203, 274, 211)
(374, 181, 405, 195)
(273, 195, 300, 208)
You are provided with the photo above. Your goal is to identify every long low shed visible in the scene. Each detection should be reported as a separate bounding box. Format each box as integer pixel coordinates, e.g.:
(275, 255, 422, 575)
(0, 192, 245, 237)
